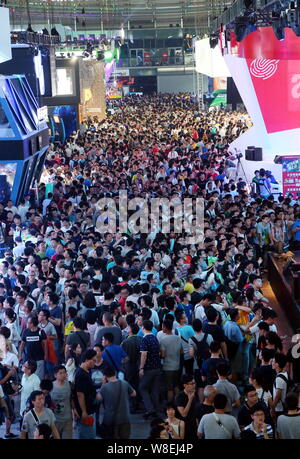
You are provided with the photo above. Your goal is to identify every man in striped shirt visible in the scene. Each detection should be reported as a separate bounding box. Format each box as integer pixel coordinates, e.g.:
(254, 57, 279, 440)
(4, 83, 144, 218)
(244, 406, 273, 439)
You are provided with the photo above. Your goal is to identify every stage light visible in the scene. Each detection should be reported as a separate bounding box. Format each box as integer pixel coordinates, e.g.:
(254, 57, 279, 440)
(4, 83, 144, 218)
(244, 0, 253, 8)
(27, 23, 34, 33)
(272, 19, 285, 40)
(51, 27, 60, 37)
(234, 18, 249, 42)
(209, 35, 219, 48)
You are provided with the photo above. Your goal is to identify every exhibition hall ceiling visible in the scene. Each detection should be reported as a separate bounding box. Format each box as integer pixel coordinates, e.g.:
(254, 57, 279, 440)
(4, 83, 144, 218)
(6, 0, 234, 31)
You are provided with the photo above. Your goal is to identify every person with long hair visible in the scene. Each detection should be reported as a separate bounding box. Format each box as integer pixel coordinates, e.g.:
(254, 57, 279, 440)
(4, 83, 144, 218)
(65, 342, 83, 383)
(165, 403, 185, 439)
(4, 309, 21, 349)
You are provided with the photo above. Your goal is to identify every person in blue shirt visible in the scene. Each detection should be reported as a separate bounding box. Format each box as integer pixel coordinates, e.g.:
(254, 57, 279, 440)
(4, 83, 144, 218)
(291, 214, 300, 250)
(224, 309, 244, 344)
(177, 291, 193, 325)
(102, 332, 129, 373)
(174, 309, 195, 375)
(137, 307, 158, 337)
(224, 308, 245, 383)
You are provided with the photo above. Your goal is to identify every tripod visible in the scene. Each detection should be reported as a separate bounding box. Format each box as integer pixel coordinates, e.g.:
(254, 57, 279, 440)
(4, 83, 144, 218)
(234, 156, 250, 188)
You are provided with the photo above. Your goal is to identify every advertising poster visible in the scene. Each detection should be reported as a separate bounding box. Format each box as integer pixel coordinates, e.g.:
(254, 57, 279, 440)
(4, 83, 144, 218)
(282, 155, 300, 197)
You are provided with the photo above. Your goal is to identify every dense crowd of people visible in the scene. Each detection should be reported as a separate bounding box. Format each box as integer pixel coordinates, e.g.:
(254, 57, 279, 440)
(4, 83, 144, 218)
(0, 93, 300, 440)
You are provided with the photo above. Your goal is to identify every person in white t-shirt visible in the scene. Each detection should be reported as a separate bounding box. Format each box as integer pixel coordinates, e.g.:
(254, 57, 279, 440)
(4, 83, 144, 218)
(20, 360, 41, 416)
(271, 353, 289, 419)
(1, 340, 19, 368)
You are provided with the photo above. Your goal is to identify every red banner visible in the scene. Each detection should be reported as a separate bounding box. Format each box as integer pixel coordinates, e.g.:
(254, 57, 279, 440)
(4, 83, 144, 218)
(282, 156, 300, 197)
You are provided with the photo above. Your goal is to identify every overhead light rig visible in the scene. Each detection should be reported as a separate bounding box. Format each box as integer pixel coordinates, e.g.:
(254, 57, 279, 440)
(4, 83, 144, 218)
(10, 30, 60, 46)
(209, 0, 300, 43)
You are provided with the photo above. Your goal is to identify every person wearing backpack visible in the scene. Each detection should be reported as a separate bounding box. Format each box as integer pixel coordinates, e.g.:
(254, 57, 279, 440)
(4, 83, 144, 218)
(174, 309, 195, 376)
(188, 319, 213, 402)
(271, 353, 290, 422)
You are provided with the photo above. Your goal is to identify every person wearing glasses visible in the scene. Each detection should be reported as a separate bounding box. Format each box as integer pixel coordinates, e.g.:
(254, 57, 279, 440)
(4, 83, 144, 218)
(175, 374, 198, 440)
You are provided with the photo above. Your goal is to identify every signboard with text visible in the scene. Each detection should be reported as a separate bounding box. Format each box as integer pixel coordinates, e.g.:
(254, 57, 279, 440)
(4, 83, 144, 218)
(282, 155, 300, 197)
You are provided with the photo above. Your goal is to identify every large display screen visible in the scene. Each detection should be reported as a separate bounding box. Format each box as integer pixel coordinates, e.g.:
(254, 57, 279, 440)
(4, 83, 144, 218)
(56, 68, 74, 96)
(48, 105, 77, 139)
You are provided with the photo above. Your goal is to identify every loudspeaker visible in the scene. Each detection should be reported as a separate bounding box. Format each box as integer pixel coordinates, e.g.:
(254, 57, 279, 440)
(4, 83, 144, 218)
(245, 149, 254, 160)
(253, 147, 262, 161)
(245, 147, 263, 161)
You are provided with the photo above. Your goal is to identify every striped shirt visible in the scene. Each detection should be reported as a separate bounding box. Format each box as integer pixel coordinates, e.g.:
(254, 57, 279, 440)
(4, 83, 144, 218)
(244, 423, 273, 439)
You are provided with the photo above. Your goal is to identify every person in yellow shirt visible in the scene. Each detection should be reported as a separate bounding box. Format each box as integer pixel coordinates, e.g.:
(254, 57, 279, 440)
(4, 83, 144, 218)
(184, 275, 195, 294)
(64, 307, 77, 338)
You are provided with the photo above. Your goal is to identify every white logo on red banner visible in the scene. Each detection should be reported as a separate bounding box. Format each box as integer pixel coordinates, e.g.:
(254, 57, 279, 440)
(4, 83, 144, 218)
(250, 58, 279, 80)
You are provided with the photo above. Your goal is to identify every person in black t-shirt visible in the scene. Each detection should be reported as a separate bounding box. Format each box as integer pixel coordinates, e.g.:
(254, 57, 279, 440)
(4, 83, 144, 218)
(195, 385, 217, 422)
(19, 314, 47, 380)
(139, 320, 162, 418)
(90, 344, 111, 435)
(74, 349, 97, 439)
(190, 279, 205, 307)
(202, 307, 228, 359)
(237, 385, 269, 429)
(257, 348, 276, 393)
(175, 374, 198, 440)
(201, 341, 229, 386)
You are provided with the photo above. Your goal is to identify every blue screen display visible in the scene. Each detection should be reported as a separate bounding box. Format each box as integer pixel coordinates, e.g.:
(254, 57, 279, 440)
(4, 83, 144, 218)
(49, 105, 77, 139)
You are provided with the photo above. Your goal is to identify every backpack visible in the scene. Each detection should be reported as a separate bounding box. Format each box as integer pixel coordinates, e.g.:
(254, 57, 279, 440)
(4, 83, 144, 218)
(0, 363, 15, 396)
(191, 334, 210, 367)
(274, 373, 293, 409)
(275, 373, 293, 393)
